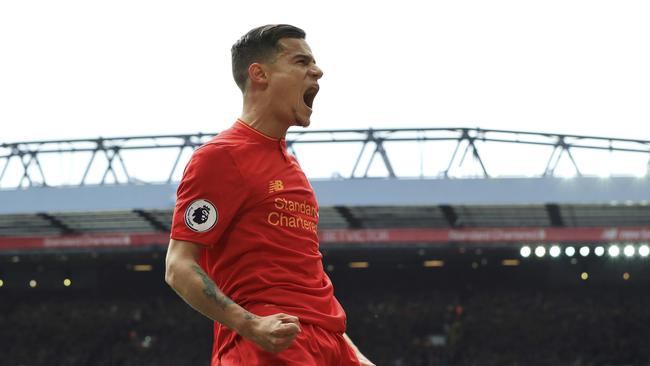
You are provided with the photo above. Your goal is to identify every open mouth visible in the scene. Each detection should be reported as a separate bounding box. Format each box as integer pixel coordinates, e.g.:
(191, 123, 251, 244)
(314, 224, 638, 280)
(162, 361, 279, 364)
(303, 85, 319, 109)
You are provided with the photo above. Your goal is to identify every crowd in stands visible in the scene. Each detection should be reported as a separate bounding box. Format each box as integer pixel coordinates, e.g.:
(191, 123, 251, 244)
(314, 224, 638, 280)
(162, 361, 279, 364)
(2, 268, 650, 365)
(0, 293, 211, 366)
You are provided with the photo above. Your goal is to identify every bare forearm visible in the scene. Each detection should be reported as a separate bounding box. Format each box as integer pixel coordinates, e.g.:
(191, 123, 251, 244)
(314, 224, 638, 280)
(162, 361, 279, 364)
(164, 239, 301, 354)
(344, 333, 375, 365)
(166, 260, 257, 333)
(343, 333, 360, 353)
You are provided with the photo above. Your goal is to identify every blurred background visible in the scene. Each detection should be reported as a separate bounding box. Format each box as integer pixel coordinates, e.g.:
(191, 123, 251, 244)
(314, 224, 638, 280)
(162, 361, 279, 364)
(2, 1, 650, 365)
(2, 128, 650, 365)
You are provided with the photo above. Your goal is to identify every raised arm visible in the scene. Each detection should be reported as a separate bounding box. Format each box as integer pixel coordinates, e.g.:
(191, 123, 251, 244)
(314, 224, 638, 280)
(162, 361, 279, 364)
(164, 238, 301, 353)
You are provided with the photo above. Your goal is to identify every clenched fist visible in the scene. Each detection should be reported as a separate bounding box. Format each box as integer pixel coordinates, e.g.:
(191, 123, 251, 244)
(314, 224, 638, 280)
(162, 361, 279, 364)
(239, 312, 302, 354)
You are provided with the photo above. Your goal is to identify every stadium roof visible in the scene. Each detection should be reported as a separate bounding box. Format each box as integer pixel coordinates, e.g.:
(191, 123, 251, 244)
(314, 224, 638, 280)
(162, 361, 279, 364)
(1, 127, 649, 249)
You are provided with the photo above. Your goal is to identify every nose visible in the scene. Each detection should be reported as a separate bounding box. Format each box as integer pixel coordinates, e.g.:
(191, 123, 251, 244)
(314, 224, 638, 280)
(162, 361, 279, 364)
(310, 64, 323, 79)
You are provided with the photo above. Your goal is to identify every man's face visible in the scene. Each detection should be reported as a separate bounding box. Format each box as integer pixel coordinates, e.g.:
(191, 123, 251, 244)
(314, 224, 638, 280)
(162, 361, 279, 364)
(264, 38, 323, 128)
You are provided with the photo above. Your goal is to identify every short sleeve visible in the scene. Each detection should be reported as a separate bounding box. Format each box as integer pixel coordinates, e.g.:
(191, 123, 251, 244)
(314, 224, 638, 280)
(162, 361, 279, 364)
(170, 144, 248, 247)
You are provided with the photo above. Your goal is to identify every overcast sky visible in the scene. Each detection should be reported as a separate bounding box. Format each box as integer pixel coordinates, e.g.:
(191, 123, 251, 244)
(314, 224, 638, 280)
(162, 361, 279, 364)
(1, 0, 649, 145)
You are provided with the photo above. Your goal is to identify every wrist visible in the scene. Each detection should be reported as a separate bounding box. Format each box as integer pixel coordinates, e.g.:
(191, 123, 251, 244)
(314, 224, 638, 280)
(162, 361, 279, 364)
(231, 308, 260, 339)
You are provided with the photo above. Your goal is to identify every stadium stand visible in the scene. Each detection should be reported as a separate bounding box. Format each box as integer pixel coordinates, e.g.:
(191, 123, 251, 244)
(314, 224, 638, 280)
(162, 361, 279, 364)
(2, 128, 650, 365)
(4, 262, 650, 366)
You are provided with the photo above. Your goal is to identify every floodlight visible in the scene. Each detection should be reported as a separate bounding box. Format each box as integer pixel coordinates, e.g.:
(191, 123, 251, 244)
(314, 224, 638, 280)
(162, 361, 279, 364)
(549, 246, 561, 258)
(565, 246, 576, 257)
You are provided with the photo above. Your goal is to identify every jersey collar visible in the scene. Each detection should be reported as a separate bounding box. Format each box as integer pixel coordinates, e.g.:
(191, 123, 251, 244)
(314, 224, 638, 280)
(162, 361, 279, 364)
(234, 119, 285, 143)
(234, 120, 291, 160)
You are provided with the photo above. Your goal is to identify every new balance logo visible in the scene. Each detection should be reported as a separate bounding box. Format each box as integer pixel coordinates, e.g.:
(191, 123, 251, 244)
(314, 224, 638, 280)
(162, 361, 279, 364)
(268, 180, 284, 193)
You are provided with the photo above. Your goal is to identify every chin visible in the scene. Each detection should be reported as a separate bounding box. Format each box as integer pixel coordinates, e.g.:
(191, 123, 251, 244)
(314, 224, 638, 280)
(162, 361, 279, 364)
(292, 107, 312, 127)
(293, 115, 311, 127)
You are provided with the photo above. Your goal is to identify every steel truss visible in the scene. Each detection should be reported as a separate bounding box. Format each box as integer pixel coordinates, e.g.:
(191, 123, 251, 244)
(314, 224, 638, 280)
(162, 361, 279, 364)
(1, 128, 650, 188)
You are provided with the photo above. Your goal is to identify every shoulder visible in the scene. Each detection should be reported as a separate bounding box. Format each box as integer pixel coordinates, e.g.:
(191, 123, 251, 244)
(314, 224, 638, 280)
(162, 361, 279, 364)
(197, 127, 254, 155)
(190, 135, 259, 181)
(179, 141, 248, 193)
(189, 142, 240, 173)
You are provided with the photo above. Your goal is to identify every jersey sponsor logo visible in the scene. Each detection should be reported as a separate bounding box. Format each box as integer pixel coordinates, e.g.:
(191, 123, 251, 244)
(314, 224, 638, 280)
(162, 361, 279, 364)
(266, 197, 319, 234)
(184, 199, 218, 232)
(268, 179, 284, 193)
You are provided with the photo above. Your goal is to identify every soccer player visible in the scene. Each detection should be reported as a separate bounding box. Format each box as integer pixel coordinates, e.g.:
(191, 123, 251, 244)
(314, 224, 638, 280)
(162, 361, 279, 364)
(165, 24, 375, 366)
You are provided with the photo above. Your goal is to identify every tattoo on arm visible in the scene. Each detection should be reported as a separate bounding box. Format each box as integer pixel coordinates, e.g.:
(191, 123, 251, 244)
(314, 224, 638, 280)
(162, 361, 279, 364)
(244, 311, 258, 320)
(191, 264, 235, 310)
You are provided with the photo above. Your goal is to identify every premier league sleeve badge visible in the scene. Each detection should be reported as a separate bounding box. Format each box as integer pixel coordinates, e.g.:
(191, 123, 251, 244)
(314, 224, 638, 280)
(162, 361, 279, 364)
(184, 199, 218, 232)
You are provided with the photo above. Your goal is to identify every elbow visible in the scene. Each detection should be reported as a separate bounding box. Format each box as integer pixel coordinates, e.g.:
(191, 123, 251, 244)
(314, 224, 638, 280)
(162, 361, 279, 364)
(164, 258, 178, 289)
(164, 239, 200, 293)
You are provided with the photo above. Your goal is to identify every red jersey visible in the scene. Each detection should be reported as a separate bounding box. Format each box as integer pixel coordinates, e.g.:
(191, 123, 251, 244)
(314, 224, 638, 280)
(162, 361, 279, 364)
(170, 120, 347, 363)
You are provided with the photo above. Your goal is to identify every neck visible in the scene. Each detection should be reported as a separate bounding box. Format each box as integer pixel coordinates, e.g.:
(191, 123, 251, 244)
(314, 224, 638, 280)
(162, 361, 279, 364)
(240, 98, 289, 139)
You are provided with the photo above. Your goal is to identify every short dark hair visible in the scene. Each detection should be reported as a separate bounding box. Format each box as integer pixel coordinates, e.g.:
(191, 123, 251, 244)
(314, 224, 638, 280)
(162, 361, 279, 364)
(231, 24, 306, 92)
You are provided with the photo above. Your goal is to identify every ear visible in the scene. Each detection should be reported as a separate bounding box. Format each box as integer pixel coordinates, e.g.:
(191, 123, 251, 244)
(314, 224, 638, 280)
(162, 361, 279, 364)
(247, 63, 268, 88)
